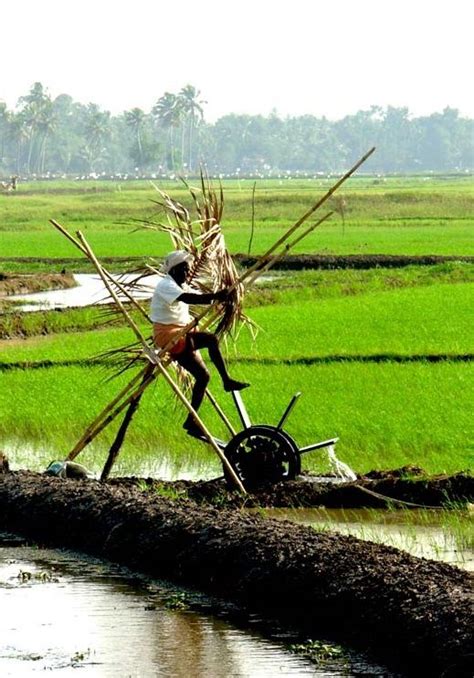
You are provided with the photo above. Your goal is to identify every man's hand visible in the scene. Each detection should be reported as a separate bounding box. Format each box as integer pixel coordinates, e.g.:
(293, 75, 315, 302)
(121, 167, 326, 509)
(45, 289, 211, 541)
(213, 288, 230, 302)
(178, 288, 231, 305)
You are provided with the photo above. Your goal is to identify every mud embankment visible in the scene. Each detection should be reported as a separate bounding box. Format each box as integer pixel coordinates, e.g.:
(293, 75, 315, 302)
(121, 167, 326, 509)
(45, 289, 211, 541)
(109, 467, 474, 509)
(0, 273, 75, 297)
(0, 470, 472, 677)
(2, 253, 473, 273)
(235, 253, 474, 270)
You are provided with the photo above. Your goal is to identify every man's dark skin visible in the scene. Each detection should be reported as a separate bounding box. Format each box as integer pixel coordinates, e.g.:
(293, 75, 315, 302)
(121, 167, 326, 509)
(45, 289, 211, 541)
(170, 260, 249, 437)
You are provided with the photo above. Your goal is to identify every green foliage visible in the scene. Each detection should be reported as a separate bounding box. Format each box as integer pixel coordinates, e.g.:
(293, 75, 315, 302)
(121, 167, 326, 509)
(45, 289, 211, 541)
(153, 484, 188, 501)
(0, 82, 472, 174)
(1, 269, 472, 475)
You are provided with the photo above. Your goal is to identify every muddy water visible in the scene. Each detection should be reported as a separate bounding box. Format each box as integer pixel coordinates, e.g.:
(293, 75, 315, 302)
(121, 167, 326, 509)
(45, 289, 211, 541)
(0, 538, 393, 677)
(263, 507, 474, 571)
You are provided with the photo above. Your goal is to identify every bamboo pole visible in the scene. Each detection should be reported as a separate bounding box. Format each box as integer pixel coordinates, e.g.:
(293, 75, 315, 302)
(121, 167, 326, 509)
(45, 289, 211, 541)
(100, 364, 154, 481)
(68, 367, 157, 460)
(234, 147, 376, 291)
(154, 147, 376, 350)
(76, 231, 246, 492)
(56, 148, 375, 489)
(244, 211, 334, 288)
(77, 231, 150, 348)
(153, 360, 246, 493)
(67, 365, 150, 460)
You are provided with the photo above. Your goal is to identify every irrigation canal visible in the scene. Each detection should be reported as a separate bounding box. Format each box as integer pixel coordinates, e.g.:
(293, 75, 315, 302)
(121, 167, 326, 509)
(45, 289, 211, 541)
(1, 538, 395, 677)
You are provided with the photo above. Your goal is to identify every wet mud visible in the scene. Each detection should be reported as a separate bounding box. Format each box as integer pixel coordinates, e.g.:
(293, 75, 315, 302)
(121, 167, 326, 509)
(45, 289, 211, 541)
(0, 467, 472, 677)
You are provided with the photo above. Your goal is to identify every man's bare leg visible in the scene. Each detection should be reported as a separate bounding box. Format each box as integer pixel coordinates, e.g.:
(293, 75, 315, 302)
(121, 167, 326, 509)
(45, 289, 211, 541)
(189, 332, 249, 392)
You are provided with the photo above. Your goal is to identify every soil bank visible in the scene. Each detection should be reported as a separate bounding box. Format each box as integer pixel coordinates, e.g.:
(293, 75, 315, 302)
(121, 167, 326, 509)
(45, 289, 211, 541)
(0, 469, 472, 677)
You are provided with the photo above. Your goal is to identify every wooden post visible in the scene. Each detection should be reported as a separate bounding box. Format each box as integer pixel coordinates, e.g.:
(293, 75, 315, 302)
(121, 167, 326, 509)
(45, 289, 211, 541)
(68, 367, 157, 461)
(100, 365, 154, 481)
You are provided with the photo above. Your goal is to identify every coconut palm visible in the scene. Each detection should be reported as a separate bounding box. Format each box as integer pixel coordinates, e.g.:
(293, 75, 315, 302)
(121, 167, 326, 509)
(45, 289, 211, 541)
(35, 101, 57, 173)
(81, 104, 111, 172)
(0, 102, 10, 169)
(124, 107, 146, 168)
(17, 82, 52, 174)
(152, 92, 183, 171)
(178, 85, 205, 172)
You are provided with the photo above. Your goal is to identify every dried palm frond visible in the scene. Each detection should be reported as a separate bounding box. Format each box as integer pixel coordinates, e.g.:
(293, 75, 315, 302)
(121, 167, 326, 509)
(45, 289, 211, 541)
(151, 171, 254, 339)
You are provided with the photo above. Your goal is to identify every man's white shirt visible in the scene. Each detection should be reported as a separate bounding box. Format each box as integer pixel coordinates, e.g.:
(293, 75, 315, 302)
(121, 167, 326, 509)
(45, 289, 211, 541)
(150, 275, 192, 325)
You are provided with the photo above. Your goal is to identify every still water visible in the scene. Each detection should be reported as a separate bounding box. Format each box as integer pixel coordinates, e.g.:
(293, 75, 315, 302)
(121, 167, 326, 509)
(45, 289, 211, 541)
(0, 539, 392, 677)
(11, 273, 158, 312)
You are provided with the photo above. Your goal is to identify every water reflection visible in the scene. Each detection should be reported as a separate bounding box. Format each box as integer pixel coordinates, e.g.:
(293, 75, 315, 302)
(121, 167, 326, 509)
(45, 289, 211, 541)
(2, 544, 388, 677)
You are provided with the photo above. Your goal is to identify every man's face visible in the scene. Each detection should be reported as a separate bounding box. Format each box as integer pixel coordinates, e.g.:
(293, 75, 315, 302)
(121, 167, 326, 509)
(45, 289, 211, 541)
(170, 261, 189, 285)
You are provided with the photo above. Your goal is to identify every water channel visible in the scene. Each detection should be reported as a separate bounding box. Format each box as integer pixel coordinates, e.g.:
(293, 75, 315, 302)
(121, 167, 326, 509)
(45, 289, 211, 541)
(1, 536, 394, 677)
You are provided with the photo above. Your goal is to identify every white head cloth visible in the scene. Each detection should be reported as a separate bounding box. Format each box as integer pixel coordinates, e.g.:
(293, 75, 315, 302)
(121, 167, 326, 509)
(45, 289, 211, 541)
(160, 250, 194, 274)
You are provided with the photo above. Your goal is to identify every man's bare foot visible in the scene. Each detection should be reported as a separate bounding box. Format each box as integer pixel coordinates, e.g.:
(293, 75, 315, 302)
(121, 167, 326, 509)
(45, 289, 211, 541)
(223, 379, 250, 392)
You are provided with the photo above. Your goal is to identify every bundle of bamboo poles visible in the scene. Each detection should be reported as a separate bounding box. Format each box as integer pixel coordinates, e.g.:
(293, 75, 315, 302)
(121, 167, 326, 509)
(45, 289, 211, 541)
(50, 147, 375, 491)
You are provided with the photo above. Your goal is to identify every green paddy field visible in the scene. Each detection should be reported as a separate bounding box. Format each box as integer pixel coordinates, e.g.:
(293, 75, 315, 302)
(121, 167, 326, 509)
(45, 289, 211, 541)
(0, 176, 473, 479)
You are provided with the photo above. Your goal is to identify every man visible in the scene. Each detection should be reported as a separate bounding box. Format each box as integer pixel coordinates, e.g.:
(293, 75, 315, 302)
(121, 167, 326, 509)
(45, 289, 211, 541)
(151, 250, 249, 438)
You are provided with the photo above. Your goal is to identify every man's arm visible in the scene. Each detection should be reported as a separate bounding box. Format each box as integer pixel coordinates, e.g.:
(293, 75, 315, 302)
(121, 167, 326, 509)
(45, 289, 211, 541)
(177, 289, 228, 305)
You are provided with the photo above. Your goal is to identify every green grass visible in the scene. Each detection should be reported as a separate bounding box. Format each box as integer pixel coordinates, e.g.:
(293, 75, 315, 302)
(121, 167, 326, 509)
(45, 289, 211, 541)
(1, 272, 472, 476)
(2, 263, 472, 340)
(240, 282, 474, 358)
(0, 361, 471, 476)
(1, 222, 473, 260)
(1, 176, 473, 259)
(1, 177, 473, 478)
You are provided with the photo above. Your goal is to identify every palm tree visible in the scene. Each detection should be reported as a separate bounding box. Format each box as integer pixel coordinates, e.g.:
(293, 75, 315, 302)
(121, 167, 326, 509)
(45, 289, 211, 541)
(36, 101, 57, 173)
(17, 82, 52, 174)
(124, 107, 146, 168)
(152, 92, 182, 171)
(7, 113, 30, 174)
(178, 85, 205, 172)
(0, 102, 10, 169)
(82, 104, 111, 172)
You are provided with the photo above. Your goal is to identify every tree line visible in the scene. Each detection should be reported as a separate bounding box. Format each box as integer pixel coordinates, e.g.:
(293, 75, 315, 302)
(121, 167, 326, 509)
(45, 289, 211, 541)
(0, 82, 472, 177)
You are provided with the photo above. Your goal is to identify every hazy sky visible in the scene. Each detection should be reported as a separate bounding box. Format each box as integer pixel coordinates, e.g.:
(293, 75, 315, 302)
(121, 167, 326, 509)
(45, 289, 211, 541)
(1, 0, 472, 121)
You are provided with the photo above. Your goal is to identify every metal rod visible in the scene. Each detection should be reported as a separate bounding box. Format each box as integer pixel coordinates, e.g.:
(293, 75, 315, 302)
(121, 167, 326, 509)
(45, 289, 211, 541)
(154, 360, 246, 493)
(299, 437, 339, 454)
(205, 389, 236, 437)
(276, 392, 302, 430)
(231, 391, 251, 429)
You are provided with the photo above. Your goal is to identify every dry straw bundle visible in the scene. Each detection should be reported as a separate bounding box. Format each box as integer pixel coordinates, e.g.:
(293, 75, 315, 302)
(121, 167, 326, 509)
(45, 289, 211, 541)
(97, 172, 256, 376)
(146, 172, 253, 338)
